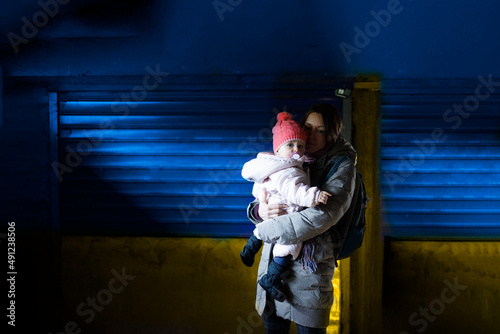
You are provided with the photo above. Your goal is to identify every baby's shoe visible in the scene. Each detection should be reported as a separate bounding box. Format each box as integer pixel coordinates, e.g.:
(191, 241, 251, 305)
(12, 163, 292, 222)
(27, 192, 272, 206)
(258, 260, 287, 302)
(240, 235, 262, 267)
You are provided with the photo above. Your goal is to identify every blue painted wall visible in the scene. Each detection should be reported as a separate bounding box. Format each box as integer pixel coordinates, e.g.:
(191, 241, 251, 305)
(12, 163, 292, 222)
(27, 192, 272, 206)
(1, 0, 499, 78)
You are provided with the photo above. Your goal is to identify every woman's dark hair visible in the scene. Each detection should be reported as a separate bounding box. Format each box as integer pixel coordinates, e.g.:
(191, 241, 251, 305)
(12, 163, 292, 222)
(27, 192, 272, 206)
(300, 103, 343, 144)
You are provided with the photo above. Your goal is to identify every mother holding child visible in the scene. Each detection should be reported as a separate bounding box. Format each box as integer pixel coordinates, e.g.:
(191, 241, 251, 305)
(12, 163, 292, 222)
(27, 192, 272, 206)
(240, 103, 358, 333)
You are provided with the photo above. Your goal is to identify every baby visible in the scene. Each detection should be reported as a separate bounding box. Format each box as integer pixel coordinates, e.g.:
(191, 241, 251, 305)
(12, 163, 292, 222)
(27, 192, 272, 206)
(240, 112, 331, 302)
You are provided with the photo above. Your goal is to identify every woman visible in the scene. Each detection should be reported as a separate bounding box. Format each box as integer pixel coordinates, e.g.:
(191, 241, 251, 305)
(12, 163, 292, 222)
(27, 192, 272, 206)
(247, 103, 357, 333)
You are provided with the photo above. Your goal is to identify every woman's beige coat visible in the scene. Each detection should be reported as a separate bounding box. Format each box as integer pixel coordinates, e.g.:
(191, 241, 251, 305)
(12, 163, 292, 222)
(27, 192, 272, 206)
(247, 137, 357, 328)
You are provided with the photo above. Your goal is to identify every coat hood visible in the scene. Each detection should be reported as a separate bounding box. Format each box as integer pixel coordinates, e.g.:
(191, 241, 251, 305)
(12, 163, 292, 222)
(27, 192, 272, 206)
(241, 153, 305, 183)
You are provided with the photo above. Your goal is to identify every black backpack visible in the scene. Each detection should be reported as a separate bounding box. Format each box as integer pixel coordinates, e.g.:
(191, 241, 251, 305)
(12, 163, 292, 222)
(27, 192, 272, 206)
(319, 155, 369, 263)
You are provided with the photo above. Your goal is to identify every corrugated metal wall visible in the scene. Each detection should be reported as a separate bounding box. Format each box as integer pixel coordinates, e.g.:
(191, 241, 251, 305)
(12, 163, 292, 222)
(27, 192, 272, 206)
(57, 88, 346, 236)
(381, 79, 500, 238)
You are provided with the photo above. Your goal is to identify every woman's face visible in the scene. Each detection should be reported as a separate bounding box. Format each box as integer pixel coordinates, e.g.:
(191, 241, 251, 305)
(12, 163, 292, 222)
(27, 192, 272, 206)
(303, 112, 327, 153)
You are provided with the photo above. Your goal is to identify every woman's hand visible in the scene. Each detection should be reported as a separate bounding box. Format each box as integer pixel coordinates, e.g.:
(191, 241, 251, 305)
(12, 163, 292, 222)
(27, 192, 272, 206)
(257, 189, 288, 220)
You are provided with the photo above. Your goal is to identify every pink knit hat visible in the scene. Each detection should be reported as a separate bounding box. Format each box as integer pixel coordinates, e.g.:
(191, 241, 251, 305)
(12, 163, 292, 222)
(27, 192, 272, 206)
(273, 112, 307, 152)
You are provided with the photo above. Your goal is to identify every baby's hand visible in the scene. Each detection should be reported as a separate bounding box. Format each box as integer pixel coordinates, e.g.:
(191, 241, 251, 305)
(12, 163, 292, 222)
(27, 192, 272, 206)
(318, 191, 332, 205)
